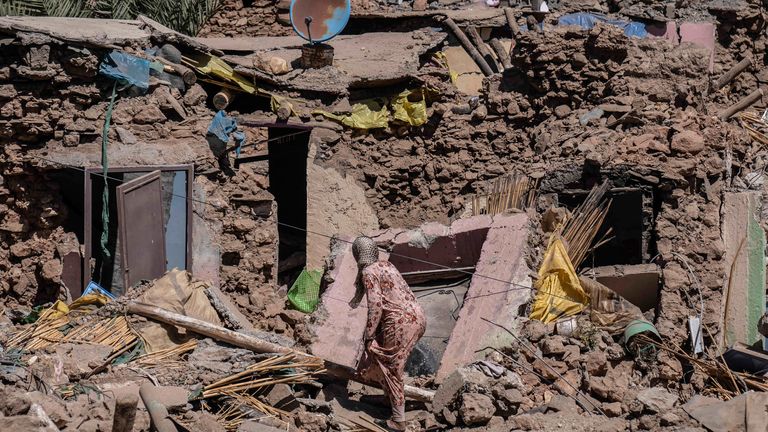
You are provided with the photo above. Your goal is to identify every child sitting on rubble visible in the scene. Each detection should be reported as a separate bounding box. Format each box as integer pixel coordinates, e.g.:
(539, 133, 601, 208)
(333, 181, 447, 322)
(351, 236, 427, 432)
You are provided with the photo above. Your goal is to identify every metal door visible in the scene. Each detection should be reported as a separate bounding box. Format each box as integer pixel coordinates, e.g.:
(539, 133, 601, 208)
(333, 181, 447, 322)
(116, 170, 166, 289)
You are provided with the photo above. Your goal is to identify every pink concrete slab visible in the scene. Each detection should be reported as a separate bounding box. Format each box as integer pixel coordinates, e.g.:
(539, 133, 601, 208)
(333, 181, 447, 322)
(436, 213, 532, 381)
(309, 237, 368, 368)
(679, 22, 715, 72)
(309, 216, 494, 369)
(646, 21, 678, 45)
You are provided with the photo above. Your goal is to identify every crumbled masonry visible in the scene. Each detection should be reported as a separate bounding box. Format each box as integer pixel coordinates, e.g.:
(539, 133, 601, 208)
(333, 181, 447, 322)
(1, 0, 768, 431)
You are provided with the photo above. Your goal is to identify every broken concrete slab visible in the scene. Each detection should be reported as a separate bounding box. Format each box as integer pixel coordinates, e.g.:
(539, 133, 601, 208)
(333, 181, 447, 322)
(590, 264, 660, 312)
(310, 215, 498, 369)
(679, 22, 716, 72)
(684, 392, 768, 432)
(437, 213, 532, 381)
(197, 30, 446, 94)
(721, 192, 766, 348)
(0, 16, 150, 46)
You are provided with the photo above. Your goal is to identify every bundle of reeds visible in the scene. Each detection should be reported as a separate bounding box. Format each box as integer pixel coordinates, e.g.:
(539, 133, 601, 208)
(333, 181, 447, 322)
(131, 340, 198, 367)
(6, 315, 69, 351)
(558, 182, 613, 268)
(738, 112, 768, 146)
(471, 173, 539, 216)
(7, 313, 138, 356)
(202, 353, 325, 399)
(635, 334, 768, 397)
(60, 316, 137, 351)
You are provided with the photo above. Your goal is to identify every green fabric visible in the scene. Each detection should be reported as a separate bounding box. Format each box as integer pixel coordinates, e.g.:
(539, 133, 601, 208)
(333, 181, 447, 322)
(288, 269, 323, 313)
(100, 82, 117, 261)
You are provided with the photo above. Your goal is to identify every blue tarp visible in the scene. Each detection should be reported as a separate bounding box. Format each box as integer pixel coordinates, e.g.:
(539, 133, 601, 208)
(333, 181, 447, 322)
(99, 51, 150, 89)
(207, 110, 246, 155)
(558, 13, 648, 38)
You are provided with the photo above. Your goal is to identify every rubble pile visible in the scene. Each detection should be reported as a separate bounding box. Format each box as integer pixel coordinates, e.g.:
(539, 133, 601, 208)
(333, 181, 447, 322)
(1, 0, 768, 431)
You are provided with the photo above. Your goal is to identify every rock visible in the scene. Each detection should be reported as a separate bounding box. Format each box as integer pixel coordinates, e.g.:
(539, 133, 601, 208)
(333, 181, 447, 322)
(40, 260, 62, 282)
(636, 387, 677, 413)
(584, 351, 608, 376)
(0, 387, 31, 416)
(294, 411, 327, 432)
(547, 395, 579, 414)
(53, 343, 112, 378)
(441, 407, 457, 426)
(133, 105, 166, 124)
(540, 336, 566, 356)
(115, 127, 137, 145)
(0, 416, 47, 431)
(149, 386, 189, 412)
(525, 321, 551, 343)
(660, 412, 681, 426)
(433, 368, 489, 412)
(670, 130, 705, 154)
(459, 393, 495, 426)
(508, 413, 542, 430)
(9, 242, 34, 258)
(554, 105, 571, 118)
(265, 384, 298, 411)
(602, 402, 623, 417)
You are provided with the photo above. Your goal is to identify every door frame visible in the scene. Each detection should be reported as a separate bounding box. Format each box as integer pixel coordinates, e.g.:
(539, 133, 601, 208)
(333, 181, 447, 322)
(83, 165, 194, 291)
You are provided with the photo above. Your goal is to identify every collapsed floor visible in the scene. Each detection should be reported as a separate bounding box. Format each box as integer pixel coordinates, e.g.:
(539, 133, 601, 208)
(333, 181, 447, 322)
(1, 0, 768, 431)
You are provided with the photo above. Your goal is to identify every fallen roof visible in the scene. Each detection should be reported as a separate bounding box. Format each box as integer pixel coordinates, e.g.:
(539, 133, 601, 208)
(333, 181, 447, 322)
(197, 30, 446, 94)
(0, 16, 150, 46)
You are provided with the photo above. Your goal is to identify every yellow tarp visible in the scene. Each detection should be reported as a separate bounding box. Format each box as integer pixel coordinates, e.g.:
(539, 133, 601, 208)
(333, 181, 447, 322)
(189, 54, 258, 95)
(392, 89, 427, 127)
(529, 236, 590, 323)
(314, 100, 390, 130)
(314, 89, 428, 130)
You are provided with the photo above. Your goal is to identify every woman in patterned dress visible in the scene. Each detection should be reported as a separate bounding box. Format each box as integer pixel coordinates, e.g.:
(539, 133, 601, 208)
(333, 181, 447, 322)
(351, 236, 427, 432)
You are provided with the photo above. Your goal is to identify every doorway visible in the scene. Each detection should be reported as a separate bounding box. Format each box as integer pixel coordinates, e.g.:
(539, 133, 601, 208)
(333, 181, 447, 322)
(267, 126, 311, 285)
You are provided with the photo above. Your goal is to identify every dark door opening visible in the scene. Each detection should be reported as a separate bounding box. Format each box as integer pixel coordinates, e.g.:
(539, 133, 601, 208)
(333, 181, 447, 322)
(559, 188, 649, 267)
(268, 126, 311, 285)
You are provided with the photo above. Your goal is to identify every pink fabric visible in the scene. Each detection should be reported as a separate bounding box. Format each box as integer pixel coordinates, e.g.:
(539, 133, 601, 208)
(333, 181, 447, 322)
(357, 261, 426, 422)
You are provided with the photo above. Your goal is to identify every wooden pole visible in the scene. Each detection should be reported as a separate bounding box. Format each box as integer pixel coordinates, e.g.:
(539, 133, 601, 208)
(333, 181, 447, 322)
(213, 88, 234, 111)
(441, 18, 494, 76)
(503, 8, 521, 38)
(718, 88, 765, 120)
(489, 38, 512, 70)
(126, 303, 434, 403)
(466, 25, 500, 72)
(714, 56, 753, 91)
(112, 392, 139, 432)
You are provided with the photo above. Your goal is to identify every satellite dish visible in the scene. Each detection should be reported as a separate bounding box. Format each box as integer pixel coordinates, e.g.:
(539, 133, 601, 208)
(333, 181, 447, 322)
(290, 0, 351, 44)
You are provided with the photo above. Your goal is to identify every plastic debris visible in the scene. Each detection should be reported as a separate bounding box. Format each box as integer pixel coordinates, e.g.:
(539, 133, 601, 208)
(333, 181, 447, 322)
(99, 51, 151, 89)
(559, 13, 648, 38)
(529, 236, 589, 323)
(207, 111, 246, 155)
(287, 268, 323, 313)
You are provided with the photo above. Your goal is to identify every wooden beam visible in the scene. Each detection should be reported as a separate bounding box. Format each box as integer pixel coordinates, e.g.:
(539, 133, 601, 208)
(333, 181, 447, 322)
(719, 88, 765, 120)
(489, 38, 512, 70)
(714, 57, 753, 91)
(442, 17, 494, 76)
(126, 303, 435, 402)
(466, 25, 500, 72)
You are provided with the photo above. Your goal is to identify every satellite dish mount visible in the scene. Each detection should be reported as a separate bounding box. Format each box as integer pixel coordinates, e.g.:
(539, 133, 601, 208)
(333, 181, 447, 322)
(290, 0, 351, 68)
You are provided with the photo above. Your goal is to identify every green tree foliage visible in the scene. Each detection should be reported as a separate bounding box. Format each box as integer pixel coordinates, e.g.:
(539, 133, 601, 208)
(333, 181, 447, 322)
(0, 0, 223, 35)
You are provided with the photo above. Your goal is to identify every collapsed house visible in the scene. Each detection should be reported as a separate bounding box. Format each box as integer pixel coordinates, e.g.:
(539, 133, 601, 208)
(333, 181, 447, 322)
(1, 0, 768, 431)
